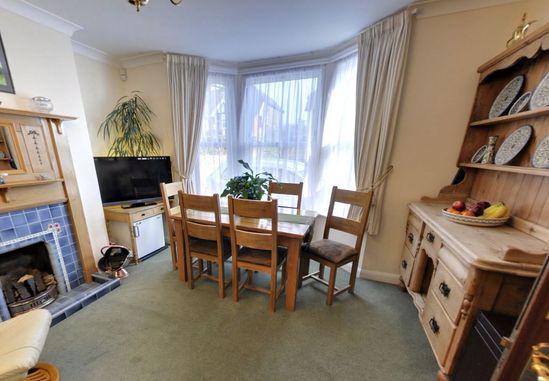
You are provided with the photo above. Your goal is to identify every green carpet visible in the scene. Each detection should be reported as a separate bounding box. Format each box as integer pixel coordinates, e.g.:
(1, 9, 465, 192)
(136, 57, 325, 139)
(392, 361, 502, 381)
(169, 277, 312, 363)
(41, 249, 437, 380)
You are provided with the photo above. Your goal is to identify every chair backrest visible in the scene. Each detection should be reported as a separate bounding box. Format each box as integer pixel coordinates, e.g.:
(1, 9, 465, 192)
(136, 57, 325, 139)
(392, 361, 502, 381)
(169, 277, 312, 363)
(160, 181, 183, 219)
(268, 181, 303, 209)
(228, 196, 278, 264)
(178, 192, 223, 253)
(323, 186, 373, 253)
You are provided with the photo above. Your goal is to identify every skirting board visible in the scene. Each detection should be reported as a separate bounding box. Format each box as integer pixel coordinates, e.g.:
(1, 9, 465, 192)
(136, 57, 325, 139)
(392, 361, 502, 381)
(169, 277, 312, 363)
(358, 269, 400, 285)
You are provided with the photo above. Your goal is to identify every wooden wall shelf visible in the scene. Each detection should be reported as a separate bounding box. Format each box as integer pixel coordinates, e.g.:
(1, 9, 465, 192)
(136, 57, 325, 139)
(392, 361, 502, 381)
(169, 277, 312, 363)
(0, 179, 64, 202)
(469, 106, 549, 127)
(459, 163, 549, 177)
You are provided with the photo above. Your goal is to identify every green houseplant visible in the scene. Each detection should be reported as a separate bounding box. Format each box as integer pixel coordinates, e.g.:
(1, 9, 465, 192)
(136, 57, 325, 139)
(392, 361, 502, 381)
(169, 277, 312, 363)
(98, 92, 160, 156)
(221, 160, 275, 200)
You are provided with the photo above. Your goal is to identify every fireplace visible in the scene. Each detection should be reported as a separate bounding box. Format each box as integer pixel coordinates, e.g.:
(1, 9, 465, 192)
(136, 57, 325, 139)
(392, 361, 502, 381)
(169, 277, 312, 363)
(0, 242, 59, 316)
(0, 203, 84, 320)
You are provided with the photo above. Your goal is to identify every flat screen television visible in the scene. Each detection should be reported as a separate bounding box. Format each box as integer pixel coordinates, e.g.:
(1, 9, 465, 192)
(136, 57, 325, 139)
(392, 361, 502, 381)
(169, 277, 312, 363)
(94, 156, 172, 207)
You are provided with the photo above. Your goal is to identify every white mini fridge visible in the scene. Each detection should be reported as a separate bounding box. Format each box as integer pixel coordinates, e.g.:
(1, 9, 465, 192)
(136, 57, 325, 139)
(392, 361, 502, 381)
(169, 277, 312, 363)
(108, 214, 165, 260)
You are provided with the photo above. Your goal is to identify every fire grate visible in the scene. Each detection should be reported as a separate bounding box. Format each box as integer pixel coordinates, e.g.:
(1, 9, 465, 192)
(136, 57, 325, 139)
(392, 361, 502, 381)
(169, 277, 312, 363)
(8, 285, 58, 317)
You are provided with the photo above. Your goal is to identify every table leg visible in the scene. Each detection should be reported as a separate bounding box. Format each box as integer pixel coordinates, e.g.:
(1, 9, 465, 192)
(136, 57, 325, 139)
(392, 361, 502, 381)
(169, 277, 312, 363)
(285, 238, 301, 312)
(174, 219, 187, 282)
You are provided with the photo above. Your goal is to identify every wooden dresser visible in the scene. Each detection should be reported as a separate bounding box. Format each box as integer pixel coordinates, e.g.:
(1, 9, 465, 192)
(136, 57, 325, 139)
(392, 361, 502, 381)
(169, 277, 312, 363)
(400, 25, 549, 379)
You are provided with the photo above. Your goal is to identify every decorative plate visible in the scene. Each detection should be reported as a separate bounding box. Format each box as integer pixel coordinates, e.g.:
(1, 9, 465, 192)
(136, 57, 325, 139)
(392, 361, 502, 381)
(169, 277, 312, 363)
(530, 72, 549, 110)
(470, 145, 487, 163)
(488, 75, 525, 119)
(441, 208, 509, 227)
(494, 125, 533, 165)
(508, 91, 531, 114)
(532, 135, 549, 168)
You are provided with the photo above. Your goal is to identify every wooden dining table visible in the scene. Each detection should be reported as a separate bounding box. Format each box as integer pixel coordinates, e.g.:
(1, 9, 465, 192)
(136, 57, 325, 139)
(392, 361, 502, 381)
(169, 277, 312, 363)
(170, 206, 317, 312)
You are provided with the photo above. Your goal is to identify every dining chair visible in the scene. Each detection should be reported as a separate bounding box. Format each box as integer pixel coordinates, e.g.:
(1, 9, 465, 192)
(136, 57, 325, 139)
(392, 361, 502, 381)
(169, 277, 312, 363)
(179, 192, 231, 298)
(300, 186, 373, 305)
(160, 181, 183, 270)
(268, 181, 303, 209)
(228, 196, 287, 312)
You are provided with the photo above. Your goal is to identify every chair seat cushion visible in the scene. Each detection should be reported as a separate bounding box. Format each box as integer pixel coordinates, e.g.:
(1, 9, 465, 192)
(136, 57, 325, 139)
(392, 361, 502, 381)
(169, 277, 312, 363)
(189, 237, 230, 259)
(237, 246, 287, 267)
(0, 309, 52, 381)
(303, 239, 357, 264)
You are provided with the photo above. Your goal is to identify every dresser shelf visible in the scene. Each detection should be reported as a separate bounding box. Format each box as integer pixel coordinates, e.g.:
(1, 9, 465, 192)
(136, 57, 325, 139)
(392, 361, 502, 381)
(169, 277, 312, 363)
(469, 106, 549, 127)
(459, 163, 549, 177)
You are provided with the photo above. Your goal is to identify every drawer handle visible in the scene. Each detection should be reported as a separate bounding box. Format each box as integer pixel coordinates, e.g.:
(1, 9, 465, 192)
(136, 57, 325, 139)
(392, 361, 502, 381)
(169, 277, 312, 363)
(401, 260, 407, 269)
(141, 213, 146, 216)
(429, 317, 440, 334)
(407, 233, 414, 244)
(438, 281, 451, 298)
(426, 232, 435, 243)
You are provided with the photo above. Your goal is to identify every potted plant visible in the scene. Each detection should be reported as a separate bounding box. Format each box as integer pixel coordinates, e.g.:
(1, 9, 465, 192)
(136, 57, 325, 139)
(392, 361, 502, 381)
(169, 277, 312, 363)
(98, 91, 160, 156)
(221, 160, 275, 200)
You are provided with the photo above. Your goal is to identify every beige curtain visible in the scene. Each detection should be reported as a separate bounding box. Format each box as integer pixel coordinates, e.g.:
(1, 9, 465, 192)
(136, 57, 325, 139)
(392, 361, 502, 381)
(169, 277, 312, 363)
(354, 9, 411, 235)
(167, 54, 208, 193)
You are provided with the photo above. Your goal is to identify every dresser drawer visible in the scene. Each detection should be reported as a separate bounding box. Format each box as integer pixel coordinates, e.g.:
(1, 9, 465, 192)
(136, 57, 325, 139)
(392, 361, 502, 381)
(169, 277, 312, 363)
(400, 246, 415, 287)
(131, 206, 164, 223)
(420, 224, 442, 258)
(404, 223, 421, 256)
(431, 260, 465, 324)
(421, 290, 457, 366)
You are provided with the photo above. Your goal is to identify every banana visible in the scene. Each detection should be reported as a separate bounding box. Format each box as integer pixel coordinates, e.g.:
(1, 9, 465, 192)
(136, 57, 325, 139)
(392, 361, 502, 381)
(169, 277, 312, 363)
(482, 202, 508, 218)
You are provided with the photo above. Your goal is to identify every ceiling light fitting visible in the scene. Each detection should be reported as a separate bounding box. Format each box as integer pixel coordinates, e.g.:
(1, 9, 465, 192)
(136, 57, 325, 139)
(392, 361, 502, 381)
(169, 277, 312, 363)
(129, 0, 182, 12)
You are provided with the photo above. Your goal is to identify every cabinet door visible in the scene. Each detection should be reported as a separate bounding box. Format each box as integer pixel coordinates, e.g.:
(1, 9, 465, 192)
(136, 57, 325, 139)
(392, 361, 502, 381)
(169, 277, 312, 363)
(431, 260, 466, 324)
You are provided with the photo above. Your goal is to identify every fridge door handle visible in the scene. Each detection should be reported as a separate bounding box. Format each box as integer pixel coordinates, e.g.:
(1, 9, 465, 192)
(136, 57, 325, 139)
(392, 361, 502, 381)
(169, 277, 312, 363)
(132, 224, 140, 238)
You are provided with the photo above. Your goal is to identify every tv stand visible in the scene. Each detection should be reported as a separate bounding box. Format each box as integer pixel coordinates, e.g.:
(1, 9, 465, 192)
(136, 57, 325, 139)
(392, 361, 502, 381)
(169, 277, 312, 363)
(103, 204, 167, 263)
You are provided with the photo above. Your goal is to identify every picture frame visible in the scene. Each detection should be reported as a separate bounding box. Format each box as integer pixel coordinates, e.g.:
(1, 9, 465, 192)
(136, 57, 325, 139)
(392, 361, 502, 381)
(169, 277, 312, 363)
(0, 33, 15, 94)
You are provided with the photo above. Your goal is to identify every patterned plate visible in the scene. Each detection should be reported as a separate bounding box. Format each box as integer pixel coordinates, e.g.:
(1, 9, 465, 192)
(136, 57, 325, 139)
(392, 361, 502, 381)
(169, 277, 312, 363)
(494, 125, 533, 165)
(489, 75, 525, 119)
(508, 91, 531, 114)
(530, 72, 549, 110)
(441, 208, 509, 227)
(532, 135, 549, 169)
(471, 145, 487, 163)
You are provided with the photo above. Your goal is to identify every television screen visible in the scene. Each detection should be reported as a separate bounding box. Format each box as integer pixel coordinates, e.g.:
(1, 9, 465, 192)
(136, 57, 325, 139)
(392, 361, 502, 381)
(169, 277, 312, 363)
(94, 156, 172, 206)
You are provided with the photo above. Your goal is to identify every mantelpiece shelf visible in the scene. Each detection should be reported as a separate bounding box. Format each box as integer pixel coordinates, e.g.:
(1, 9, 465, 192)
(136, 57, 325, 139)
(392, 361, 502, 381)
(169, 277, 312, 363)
(469, 106, 549, 127)
(459, 162, 549, 176)
(0, 179, 64, 202)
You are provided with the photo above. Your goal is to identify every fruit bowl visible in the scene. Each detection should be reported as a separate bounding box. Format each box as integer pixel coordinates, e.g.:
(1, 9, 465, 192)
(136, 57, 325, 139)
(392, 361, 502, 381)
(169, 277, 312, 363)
(441, 208, 509, 227)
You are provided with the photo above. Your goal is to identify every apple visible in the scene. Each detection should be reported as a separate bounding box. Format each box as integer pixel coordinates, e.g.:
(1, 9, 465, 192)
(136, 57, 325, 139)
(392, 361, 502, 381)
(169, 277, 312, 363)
(452, 200, 466, 212)
(476, 201, 491, 209)
(461, 210, 476, 217)
(468, 205, 484, 216)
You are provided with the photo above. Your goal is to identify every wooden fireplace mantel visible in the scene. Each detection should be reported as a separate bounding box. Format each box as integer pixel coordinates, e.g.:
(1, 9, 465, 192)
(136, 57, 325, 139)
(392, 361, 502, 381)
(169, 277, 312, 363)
(0, 107, 97, 282)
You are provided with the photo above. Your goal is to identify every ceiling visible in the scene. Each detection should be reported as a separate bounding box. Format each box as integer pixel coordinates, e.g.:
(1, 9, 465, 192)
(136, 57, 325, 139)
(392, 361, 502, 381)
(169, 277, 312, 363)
(24, 0, 413, 62)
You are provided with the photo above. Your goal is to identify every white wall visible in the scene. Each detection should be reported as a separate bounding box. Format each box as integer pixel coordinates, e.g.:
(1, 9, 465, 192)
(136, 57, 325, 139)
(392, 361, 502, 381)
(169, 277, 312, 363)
(359, 0, 549, 283)
(0, 9, 109, 263)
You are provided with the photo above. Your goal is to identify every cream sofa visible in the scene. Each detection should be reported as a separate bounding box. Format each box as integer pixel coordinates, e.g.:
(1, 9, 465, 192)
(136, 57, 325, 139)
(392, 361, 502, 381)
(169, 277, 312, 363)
(0, 310, 52, 381)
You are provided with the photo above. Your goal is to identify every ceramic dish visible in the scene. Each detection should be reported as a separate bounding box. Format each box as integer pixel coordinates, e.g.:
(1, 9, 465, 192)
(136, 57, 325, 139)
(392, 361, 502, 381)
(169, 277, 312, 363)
(508, 91, 531, 114)
(470, 144, 488, 163)
(530, 72, 549, 110)
(441, 208, 509, 227)
(494, 124, 533, 165)
(488, 75, 524, 119)
(532, 134, 549, 169)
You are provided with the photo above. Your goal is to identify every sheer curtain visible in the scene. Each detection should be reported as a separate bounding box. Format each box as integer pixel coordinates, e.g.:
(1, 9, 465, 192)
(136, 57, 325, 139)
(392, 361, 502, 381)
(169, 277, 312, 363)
(314, 54, 358, 214)
(194, 73, 238, 195)
(238, 67, 323, 208)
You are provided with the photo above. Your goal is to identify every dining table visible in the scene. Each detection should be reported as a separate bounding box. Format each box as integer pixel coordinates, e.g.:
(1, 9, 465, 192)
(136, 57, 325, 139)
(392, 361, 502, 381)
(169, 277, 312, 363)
(170, 205, 318, 312)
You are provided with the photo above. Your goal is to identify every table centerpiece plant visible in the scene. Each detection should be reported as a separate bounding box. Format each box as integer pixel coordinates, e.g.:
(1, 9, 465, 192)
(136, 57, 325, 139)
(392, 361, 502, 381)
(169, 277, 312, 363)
(221, 160, 275, 200)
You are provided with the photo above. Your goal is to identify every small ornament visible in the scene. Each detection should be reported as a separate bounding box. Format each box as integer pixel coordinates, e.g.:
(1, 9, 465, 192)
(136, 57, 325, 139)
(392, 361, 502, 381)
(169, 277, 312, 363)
(481, 136, 498, 164)
(507, 13, 537, 48)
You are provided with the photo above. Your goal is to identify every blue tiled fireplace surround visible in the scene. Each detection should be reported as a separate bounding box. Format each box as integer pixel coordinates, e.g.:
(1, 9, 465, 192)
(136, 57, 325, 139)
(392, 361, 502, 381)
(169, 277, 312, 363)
(0, 203, 120, 323)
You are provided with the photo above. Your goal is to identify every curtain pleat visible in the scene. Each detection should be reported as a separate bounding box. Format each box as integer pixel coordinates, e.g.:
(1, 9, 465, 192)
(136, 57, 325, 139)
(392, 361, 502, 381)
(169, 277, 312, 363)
(167, 54, 208, 193)
(354, 9, 412, 235)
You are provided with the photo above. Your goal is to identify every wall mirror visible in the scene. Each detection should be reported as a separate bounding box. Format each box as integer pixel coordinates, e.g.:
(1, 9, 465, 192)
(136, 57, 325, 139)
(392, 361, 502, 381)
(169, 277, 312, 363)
(0, 124, 24, 173)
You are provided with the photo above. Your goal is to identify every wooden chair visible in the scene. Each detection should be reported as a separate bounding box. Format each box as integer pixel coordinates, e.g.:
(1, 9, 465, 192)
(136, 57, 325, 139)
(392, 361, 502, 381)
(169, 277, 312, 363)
(300, 186, 373, 305)
(268, 181, 303, 209)
(160, 181, 183, 270)
(179, 192, 231, 298)
(228, 196, 287, 312)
